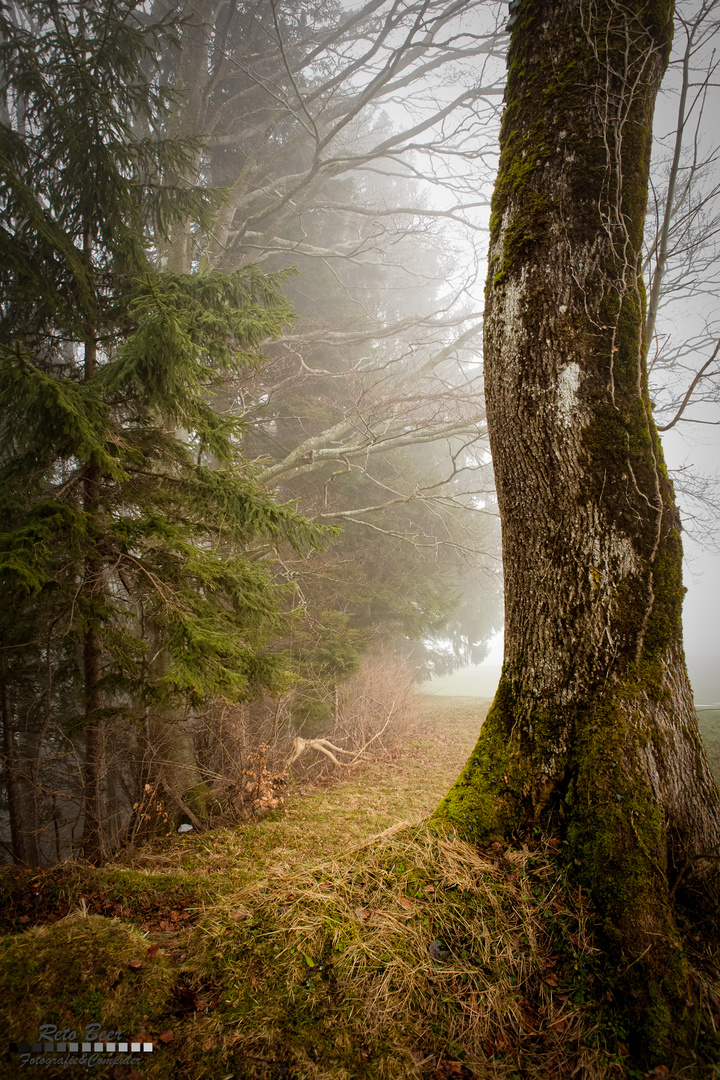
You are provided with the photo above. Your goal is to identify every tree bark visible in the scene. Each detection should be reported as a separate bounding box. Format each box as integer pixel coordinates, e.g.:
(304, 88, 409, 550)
(82, 619, 105, 864)
(80, 299, 106, 864)
(1, 683, 26, 864)
(437, 0, 720, 1055)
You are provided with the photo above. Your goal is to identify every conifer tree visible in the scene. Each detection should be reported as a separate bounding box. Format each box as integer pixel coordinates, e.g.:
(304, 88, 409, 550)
(0, 0, 325, 863)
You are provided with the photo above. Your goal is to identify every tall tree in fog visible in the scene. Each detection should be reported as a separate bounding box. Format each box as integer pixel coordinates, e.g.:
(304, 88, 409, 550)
(151, 0, 506, 668)
(437, 0, 720, 1056)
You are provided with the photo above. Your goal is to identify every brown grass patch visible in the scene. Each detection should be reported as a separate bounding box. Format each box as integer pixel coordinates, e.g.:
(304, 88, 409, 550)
(183, 823, 638, 1080)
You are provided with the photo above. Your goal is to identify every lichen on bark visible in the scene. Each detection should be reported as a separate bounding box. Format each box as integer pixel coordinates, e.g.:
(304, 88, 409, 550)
(435, 0, 720, 1058)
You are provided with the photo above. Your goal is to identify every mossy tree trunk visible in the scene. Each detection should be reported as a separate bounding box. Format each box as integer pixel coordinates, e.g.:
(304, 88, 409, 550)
(437, 0, 720, 1053)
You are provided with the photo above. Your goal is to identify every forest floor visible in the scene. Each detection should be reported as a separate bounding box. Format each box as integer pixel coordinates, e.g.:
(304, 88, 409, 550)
(0, 697, 718, 1080)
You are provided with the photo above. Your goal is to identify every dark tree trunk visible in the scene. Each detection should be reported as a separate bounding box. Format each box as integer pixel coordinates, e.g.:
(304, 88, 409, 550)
(1, 683, 26, 863)
(82, 618, 105, 864)
(437, 0, 720, 1055)
(80, 308, 106, 864)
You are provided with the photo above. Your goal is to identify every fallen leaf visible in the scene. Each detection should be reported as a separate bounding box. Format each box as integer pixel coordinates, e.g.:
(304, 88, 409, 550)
(424, 885, 435, 894)
(229, 909, 250, 921)
(542, 971, 558, 987)
(520, 1002, 539, 1031)
(428, 940, 449, 960)
(146, 943, 159, 958)
(158, 1029, 174, 1044)
(399, 897, 414, 911)
(127, 959, 143, 970)
(437, 1061, 475, 1079)
(354, 907, 370, 922)
(410, 1049, 425, 1063)
(201, 1039, 218, 1052)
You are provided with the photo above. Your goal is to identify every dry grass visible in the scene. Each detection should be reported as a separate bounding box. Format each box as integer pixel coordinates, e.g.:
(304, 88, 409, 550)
(3, 696, 719, 1080)
(182, 824, 638, 1080)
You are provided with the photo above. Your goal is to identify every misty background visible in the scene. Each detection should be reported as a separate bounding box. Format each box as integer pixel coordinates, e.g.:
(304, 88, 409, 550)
(2, 0, 719, 868)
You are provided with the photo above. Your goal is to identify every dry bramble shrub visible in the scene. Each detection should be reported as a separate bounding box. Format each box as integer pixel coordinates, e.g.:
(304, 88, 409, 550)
(286, 654, 421, 782)
(191, 654, 421, 812)
(129, 782, 172, 844)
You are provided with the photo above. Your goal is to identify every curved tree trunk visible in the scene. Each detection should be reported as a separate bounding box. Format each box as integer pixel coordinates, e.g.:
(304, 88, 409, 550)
(437, 0, 720, 1054)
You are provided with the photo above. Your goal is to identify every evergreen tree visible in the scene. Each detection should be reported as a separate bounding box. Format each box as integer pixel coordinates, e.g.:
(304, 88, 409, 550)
(0, 0, 325, 863)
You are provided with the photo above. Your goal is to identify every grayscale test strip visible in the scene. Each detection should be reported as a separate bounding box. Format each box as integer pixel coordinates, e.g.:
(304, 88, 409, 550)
(10, 1041, 154, 1053)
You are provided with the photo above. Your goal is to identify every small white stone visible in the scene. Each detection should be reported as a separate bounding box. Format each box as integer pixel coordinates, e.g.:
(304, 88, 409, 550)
(177, 823, 193, 834)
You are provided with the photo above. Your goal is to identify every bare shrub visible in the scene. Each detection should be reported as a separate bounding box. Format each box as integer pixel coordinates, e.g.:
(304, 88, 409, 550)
(188, 654, 420, 811)
(192, 702, 291, 824)
(287, 653, 420, 782)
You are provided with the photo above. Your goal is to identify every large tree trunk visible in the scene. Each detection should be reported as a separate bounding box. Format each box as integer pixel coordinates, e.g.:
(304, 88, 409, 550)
(437, 0, 720, 1055)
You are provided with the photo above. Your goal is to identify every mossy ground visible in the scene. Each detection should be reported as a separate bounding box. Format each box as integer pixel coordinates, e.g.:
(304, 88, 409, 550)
(0, 697, 718, 1080)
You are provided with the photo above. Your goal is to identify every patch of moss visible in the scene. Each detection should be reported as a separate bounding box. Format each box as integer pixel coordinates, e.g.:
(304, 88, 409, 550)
(0, 863, 204, 936)
(184, 780, 212, 819)
(0, 914, 175, 1060)
(433, 683, 523, 841)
